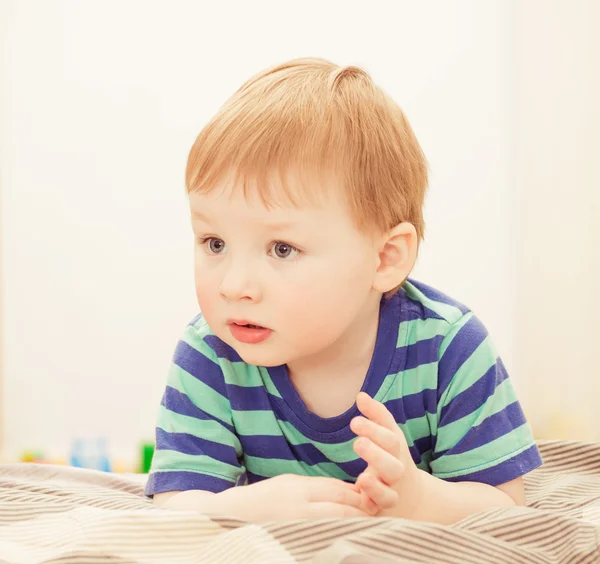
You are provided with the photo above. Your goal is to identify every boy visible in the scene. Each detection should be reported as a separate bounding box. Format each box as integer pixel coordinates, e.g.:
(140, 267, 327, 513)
(146, 58, 542, 523)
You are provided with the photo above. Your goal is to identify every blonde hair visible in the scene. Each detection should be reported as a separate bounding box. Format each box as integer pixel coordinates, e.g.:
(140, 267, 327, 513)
(185, 57, 428, 241)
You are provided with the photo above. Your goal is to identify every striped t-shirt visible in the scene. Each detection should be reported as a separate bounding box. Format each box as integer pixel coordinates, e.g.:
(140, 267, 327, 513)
(146, 279, 542, 495)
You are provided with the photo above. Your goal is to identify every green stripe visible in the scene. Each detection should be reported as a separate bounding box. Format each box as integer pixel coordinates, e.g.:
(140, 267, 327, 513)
(234, 411, 434, 463)
(219, 359, 265, 387)
(232, 411, 358, 464)
(437, 311, 473, 359)
(157, 405, 241, 452)
(245, 455, 354, 481)
(167, 365, 232, 424)
(276, 420, 359, 463)
(403, 281, 465, 324)
(401, 317, 452, 347)
(435, 379, 518, 452)
(151, 449, 241, 481)
(191, 315, 210, 332)
(232, 409, 281, 436)
(417, 450, 434, 472)
(257, 367, 283, 398)
(377, 361, 438, 402)
(399, 414, 436, 448)
(438, 336, 496, 412)
(430, 424, 535, 478)
(181, 324, 219, 362)
(232, 413, 363, 465)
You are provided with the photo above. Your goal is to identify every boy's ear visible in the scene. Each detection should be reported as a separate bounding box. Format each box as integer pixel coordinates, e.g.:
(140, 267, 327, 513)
(372, 222, 418, 294)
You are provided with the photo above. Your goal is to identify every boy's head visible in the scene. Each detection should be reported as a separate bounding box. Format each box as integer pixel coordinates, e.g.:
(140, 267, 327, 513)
(185, 58, 428, 367)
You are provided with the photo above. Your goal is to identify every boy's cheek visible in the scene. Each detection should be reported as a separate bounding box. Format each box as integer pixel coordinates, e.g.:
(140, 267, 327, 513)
(195, 279, 217, 320)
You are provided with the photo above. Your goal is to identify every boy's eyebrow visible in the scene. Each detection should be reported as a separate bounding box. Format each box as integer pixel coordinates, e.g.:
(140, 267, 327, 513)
(191, 210, 298, 231)
(262, 220, 298, 232)
(191, 211, 211, 223)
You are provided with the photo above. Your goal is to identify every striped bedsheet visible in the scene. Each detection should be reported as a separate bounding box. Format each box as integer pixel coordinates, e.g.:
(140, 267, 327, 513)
(0, 440, 599, 563)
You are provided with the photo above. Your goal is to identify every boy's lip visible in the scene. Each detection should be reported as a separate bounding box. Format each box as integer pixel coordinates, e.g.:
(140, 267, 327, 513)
(227, 319, 273, 345)
(227, 318, 269, 329)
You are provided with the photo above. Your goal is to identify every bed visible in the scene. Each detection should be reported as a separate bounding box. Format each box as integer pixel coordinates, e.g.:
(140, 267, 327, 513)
(0, 440, 598, 563)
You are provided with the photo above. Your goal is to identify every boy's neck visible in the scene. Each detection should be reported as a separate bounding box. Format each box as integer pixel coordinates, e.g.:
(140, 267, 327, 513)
(285, 293, 382, 415)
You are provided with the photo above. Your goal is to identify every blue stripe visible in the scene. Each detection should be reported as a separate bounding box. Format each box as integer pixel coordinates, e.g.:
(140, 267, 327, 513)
(290, 442, 367, 477)
(227, 384, 272, 411)
(408, 279, 470, 315)
(436, 402, 527, 457)
(408, 444, 423, 465)
(241, 434, 368, 477)
(384, 388, 437, 424)
(402, 306, 445, 321)
(242, 430, 422, 478)
(203, 335, 243, 361)
(442, 443, 543, 486)
(398, 336, 444, 372)
(339, 457, 368, 476)
(439, 359, 508, 425)
(269, 394, 357, 444)
(155, 428, 240, 467)
(161, 386, 235, 433)
(438, 315, 489, 398)
(414, 435, 433, 456)
(173, 340, 227, 398)
(241, 434, 294, 460)
(145, 470, 234, 495)
(246, 472, 270, 484)
(403, 388, 437, 420)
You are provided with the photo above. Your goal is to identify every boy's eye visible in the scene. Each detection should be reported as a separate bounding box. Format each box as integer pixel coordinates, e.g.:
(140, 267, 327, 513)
(205, 237, 226, 254)
(271, 241, 299, 260)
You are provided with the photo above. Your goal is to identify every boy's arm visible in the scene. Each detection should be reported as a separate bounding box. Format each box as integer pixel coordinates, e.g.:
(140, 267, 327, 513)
(151, 475, 372, 521)
(146, 322, 246, 499)
(351, 393, 531, 524)
(384, 471, 521, 524)
(153, 490, 215, 510)
(351, 312, 542, 523)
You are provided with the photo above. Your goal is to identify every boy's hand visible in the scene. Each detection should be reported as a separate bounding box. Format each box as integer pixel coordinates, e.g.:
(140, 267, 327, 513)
(218, 473, 373, 521)
(350, 392, 425, 518)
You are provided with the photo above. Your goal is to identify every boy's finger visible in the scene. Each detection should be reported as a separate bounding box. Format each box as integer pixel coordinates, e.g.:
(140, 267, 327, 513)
(354, 438, 404, 485)
(357, 472, 399, 509)
(308, 477, 365, 508)
(359, 488, 380, 516)
(350, 416, 402, 458)
(356, 392, 398, 432)
(310, 502, 371, 519)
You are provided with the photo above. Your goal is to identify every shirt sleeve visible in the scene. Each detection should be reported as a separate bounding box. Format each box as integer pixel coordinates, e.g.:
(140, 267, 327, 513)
(145, 319, 244, 496)
(429, 312, 543, 486)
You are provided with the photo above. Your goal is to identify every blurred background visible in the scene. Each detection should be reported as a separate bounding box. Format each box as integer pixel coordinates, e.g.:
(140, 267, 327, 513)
(0, 0, 598, 471)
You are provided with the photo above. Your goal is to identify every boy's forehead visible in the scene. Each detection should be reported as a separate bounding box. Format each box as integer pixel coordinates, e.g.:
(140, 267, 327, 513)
(189, 191, 335, 231)
(189, 169, 350, 221)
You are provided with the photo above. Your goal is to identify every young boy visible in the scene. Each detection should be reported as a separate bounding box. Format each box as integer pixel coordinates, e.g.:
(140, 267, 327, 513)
(146, 58, 542, 523)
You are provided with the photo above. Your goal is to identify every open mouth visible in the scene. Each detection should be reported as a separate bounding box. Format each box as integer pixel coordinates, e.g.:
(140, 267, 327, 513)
(230, 320, 266, 329)
(228, 320, 272, 344)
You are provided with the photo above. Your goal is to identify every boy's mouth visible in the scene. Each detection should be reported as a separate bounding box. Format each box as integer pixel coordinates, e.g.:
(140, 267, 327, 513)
(228, 319, 272, 344)
(229, 320, 266, 329)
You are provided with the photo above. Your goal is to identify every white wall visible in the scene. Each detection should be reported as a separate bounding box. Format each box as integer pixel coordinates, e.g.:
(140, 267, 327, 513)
(515, 0, 600, 441)
(0, 1, 516, 462)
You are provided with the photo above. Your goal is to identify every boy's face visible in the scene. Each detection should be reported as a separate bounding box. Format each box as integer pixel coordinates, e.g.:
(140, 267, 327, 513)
(189, 175, 381, 367)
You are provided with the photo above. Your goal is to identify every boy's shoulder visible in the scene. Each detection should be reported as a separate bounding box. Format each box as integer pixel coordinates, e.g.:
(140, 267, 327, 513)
(398, 279, 496, 378)
(399, 278, 472, 327)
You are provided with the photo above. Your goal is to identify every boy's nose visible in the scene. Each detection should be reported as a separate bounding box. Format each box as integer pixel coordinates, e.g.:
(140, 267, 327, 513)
(218, 261, 262, 302)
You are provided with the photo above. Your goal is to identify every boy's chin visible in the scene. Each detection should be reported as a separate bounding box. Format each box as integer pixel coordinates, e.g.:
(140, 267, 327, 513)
(230, 343, 289, 368)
